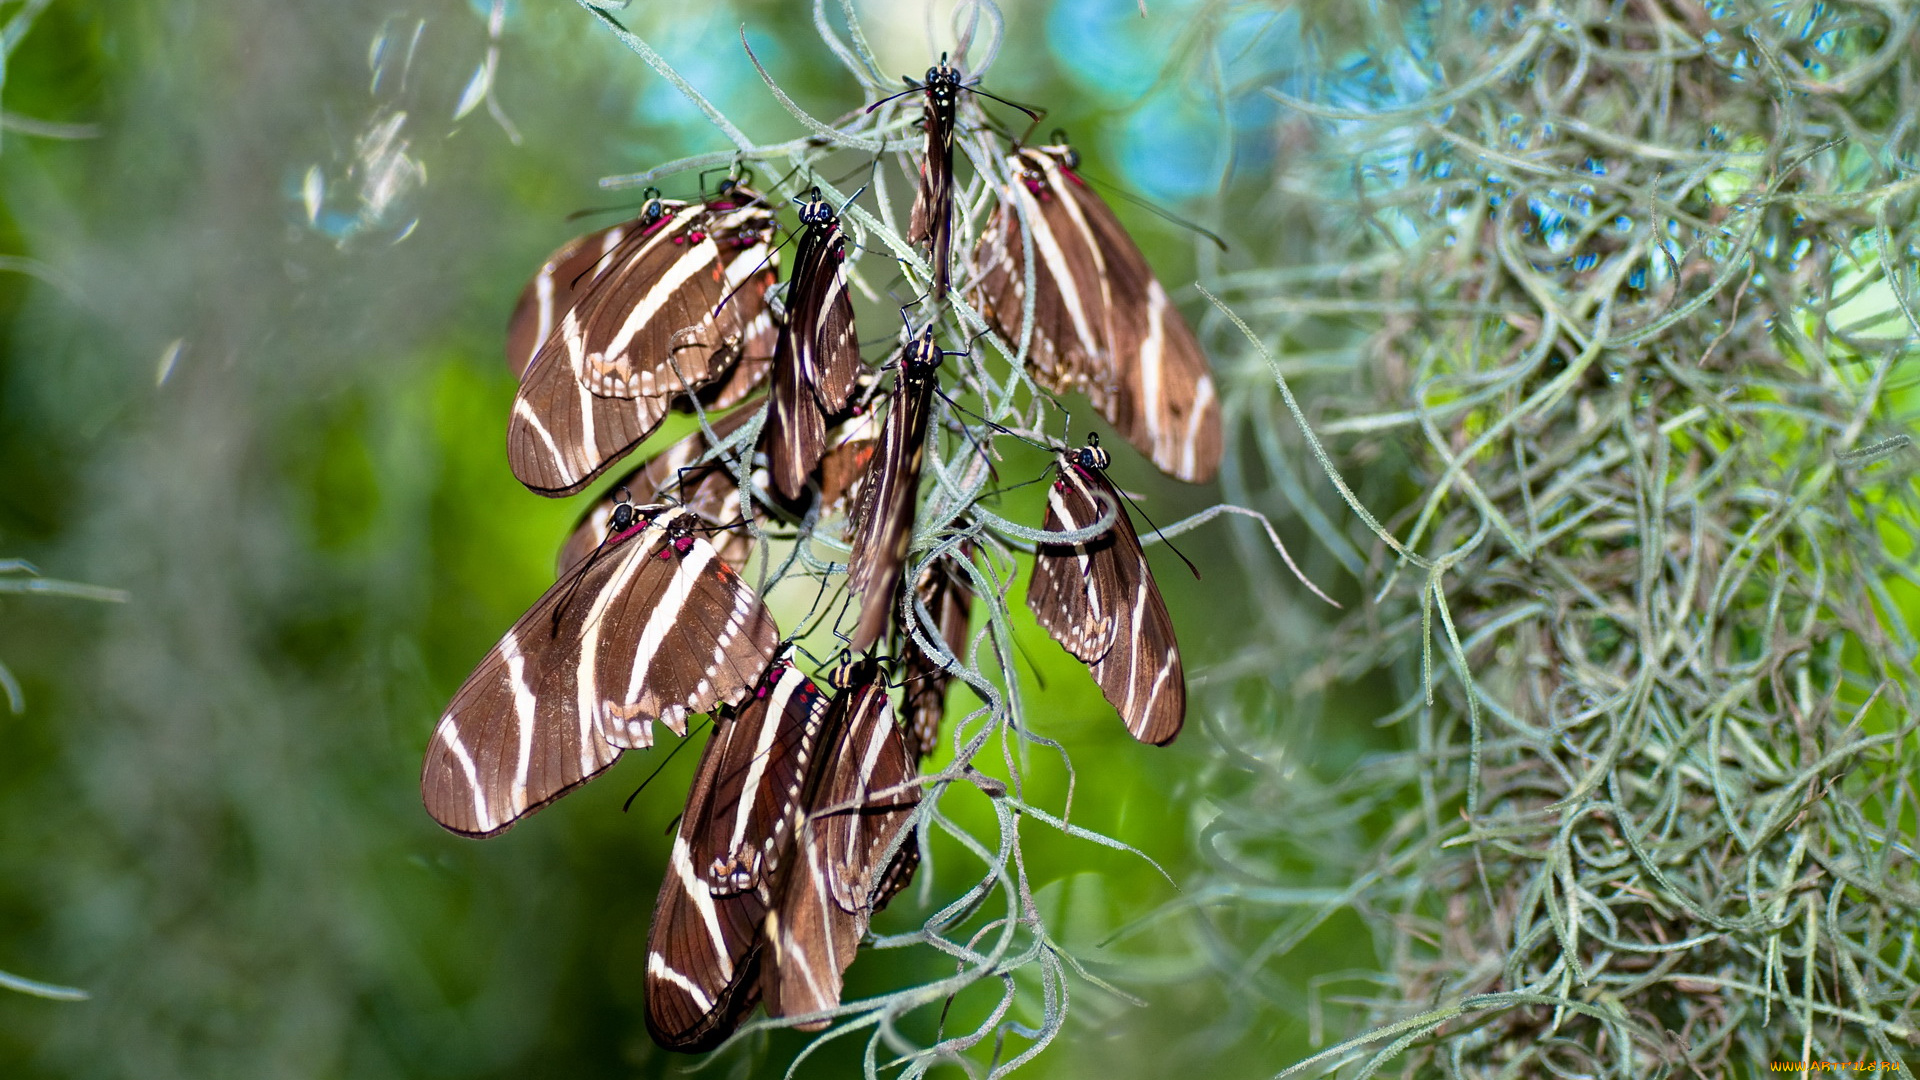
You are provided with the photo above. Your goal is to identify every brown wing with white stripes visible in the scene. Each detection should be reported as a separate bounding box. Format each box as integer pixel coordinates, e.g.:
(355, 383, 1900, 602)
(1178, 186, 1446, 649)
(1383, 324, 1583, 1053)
(1025, 443, 1185, 744)
(1055, 150, 1222, 484)
(509, 202, 778, 496)
(768, 196, 862, 500)
(897, 545, 973, 761)
(645, 662, 829, 1052)
(555, 408, 757, 579)
(761, 662, 919, 1028)
(971, 150, 1112, 400)
(973, 147, 1221, 484)
(505, 220, 633, 381)
(420, 507, 780, 837)
(846, 329, 940, 653)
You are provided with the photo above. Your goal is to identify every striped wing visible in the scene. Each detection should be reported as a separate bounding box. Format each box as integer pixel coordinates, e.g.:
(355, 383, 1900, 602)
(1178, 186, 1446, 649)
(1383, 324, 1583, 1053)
(815, 392, 883, 517)
(420, 508, 780, 837)
(556, 408, 757, 579)
(645, 663, 829, 1052)
(973, 147, 1222, 484)
(1025, 453, 1185, 745)
(506, 221, 632, 380)
(897, 546, 973, 761)
(761, 662, 919, 1028)
(846, 358, 936, 653)
(509, 203, 778, 495)
(908, 96, 957, 298)
(767, 224, 861, 499)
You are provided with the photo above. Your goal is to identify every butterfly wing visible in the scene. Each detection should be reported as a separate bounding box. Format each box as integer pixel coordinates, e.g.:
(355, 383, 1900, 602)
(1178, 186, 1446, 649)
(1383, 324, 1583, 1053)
(909, 97, 957, 298)
(645, 663, 829, 1051)
(897, 546, 973, 761)
(1049, 151, 1222, 484)
(972, 149, 1114, 404)
(847, 361, 935, 653)
(506, 221, 633, 381)
(768, 220, 862, 499)
(421, 508, 780, 836)
(555, 408, 758, 578)
(1025, 455, 1185, 744)
(761, 663, 919, 1028)
(509, 204, 777, 495)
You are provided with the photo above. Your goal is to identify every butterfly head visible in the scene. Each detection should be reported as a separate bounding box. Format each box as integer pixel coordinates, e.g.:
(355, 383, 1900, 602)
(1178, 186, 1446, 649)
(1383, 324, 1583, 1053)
(637, 187, 673, 235)
(923, 53, 961, 108)
(904, 323, 944, 375)
(797, 186, 837, 229)
(1069, 433, 1110, 474)
(607, 489, 653, 540)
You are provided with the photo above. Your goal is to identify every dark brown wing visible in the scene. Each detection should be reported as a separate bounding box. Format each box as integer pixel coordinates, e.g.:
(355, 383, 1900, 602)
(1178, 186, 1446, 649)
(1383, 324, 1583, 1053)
(971, 149, 1113, 407)
(815, 394, 883, 517)
(645, 662, 829, 1052)
(761, 661, 919, 1028)
(847, 355, 936, 654)
(973, 148, 1220, 484)
(506, 221, 633, 381)
(767, 221, 861, 499)
(909, 100, 956, 299)
(1025, 452, 1185, 744)
(509, 203, 778, 495)
(420, 508, 781, 837)
(897, 545, 973, 761)
(1050, 151, 1222, 484)
(555, 408, 758, 578)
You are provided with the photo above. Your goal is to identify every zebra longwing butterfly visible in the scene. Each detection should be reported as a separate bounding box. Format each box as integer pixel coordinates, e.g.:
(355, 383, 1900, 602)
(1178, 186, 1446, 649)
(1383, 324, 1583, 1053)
(897, 545, 973, 761)
(645, 659, 829, 1052)
(906, 55, 962, 300)
(1026, 435, 1186, 745)
(761, 657, 920, 1028)
(555, 407, 758, 579)
(972, 142, 1223, 484)
(508, 187, 780, 496)
(846, 324, 944, 653)
(766, 188, 862, 500)
(420, 504, 780, 837)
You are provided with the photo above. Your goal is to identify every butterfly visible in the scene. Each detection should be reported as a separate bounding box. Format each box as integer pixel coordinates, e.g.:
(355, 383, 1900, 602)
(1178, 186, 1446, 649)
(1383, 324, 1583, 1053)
(766, 188, 862, 501)
(507, 184, 780, 495)
(421, 503, 781, 837)
(972, 142, 1223, 484)
(645, 659, 829, 1051)
(760, 657, 920, 1027)
(846, 324, 945, 653)
(1026, 435, 1186, 744)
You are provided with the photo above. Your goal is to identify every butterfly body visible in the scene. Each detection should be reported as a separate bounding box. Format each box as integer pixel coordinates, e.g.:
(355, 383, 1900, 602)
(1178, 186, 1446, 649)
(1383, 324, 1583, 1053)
(908, 56, 963, 299)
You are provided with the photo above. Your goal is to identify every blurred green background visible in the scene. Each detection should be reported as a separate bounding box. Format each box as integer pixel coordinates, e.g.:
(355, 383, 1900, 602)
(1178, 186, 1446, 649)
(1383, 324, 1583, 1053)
(0, 0, 1368, 1076)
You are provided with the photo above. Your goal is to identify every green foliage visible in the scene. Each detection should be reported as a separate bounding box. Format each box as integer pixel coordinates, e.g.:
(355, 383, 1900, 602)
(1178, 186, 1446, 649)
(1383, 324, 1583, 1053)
(1203, 1, 1920, 1074)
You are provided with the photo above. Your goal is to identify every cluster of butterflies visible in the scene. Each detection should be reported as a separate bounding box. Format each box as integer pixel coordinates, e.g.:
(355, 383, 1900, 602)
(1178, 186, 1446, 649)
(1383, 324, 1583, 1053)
(420, 55, 1221, 1052)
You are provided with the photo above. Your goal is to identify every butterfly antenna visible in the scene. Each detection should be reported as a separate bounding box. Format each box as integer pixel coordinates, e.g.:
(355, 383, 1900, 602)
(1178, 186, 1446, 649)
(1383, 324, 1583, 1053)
(865, 79, 923, 113)
(958, 83, 1045, 124)
(623, 715, 712, 812)
(1076, 173, 1228, 252)
(1106, 481, 1201, 580)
